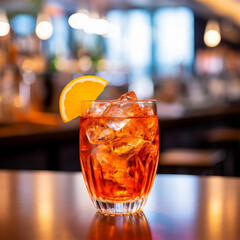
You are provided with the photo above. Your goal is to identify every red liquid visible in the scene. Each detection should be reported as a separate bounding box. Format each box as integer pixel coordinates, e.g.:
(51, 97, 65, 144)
(79, 115, 159, 202)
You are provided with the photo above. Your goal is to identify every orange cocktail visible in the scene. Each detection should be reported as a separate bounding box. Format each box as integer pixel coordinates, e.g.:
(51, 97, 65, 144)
(79, 91, 159, 215)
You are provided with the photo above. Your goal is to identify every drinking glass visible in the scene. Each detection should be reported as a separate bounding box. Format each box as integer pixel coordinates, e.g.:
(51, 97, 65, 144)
(79, 99, 159, 215)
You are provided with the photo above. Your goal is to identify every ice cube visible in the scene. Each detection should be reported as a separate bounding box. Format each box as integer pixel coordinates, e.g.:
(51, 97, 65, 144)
(101, 91, 142, 117)
(91, 144, 130, 184)
(86, 102, 110, 117)
(115, 119, 144, 139)
(120, 101, 142, 117)
(113, 169, 130, 187)
(107, 118, 130, 131)
(138, 141, 158, 167)
(102, 102, 128, 118)
(142, 117, 158, 142)
(119, 91, 138, 101)
(117, 91, 143, 117)
(113, 136, 145, 158)
(91, 144, 112, 166)
(135, 106, 155, 117)
(90, 145, 115, 184)
(86, 119, 115, 144)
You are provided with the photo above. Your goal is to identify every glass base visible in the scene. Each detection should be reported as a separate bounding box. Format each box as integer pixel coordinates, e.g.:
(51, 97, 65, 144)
(92, 196, 148, 215)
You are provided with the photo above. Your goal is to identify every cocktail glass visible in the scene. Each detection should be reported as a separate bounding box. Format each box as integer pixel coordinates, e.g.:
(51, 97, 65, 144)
(79, 92, 159, 215)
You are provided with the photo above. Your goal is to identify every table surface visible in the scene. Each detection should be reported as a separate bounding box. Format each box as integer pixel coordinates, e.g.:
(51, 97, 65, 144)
(1, 171, 240, 240)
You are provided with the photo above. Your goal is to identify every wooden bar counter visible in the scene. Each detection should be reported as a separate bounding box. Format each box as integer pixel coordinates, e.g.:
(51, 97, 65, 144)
(1, 170, 240, 240)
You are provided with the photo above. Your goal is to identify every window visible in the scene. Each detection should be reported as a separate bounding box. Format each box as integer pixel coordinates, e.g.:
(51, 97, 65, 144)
(106, 9, 151, 73)
(154, 7, 194, 76)
(49, 15, 69, 57)
(106, 10, 152, 97)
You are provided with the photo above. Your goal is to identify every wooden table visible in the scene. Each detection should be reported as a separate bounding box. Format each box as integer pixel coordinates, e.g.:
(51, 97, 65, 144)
(1, 171, 240, 240)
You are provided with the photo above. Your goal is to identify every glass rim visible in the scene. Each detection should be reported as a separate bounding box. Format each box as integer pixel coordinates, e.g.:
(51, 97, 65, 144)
(82, 99, 157, 104)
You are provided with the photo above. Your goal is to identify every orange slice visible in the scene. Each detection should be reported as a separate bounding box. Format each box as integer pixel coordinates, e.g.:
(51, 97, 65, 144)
(59, 75, 108, 122)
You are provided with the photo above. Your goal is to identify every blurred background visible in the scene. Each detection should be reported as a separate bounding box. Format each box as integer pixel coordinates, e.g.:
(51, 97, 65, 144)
(0, 0, 240, 176)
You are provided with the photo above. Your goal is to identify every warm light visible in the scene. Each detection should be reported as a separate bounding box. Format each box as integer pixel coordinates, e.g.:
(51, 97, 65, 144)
(68, 11, 89, 29)
(103, 23, 120, 38)
(35, 14, 53, 40)
(36, 21, 53, 40)
(35, 174, 54, 239)
(0, 9, 10, 36)
(204, 30, 221, 47)
(83, 17, 100, 34)
(83, 17, 114, 36)
(204, 20, 221, 47)
(69, 9, 119, 37)
(206, 179, 223, 239)
(94, 19, 110, 35)
(0, 22, 10, 36)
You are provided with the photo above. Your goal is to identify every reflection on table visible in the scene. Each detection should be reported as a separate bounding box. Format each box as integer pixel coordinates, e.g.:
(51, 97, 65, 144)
(1, 171, 240, 240)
